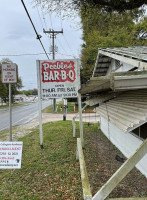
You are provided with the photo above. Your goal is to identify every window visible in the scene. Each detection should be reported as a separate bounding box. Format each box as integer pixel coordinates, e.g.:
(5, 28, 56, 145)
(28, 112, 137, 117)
(132, 122, 147, 140)
(115, 60, 121, 70)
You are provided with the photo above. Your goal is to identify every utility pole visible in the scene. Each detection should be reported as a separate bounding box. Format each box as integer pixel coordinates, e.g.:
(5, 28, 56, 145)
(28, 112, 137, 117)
(43, 29, 63, 111)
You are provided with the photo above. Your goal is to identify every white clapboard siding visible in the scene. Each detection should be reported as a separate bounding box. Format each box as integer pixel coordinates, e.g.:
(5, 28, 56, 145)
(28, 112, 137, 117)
(96, 89, 147, 132)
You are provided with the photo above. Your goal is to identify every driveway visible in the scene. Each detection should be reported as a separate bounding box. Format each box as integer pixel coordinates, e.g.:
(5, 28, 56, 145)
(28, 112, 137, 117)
(1, 112, 99, 141)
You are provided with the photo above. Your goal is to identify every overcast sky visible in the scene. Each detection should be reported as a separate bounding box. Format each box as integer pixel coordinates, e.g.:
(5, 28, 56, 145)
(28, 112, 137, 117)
(0, 0, 83, 90)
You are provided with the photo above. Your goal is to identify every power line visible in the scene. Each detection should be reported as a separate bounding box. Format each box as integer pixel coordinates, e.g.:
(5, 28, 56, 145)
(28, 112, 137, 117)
(40, 6, 48, 30)
(35, 2, 51, 47)
(57, 52, 76, 58)
(21, 0, 49, 59)
(62, 34, 76, 57)
(56, 37, 71, 57)
(23, 82, 37, 85)
(0, 53, 51, 57)
(58, 1, 63, 30)
(36, 3, 44, 30)
(49, 13, 53, 29)
(43, 29, 63, 59)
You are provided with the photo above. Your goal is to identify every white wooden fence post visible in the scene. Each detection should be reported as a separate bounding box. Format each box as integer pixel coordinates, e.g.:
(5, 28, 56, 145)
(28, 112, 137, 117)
(77, 138, 92, 200)
(72, 117, 76, 137)
(78, 93, 84, 146)
(72, 104, 87, 138)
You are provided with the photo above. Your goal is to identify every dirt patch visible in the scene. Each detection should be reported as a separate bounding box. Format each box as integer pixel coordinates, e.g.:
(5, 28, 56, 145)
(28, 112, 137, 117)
(2, 113, 98, 141)
(2, 113, 81, 141)
(83, 126, 147, 199)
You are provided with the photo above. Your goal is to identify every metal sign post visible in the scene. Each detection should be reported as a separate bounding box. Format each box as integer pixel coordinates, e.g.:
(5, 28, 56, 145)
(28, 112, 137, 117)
(63, 99, 67, 121)
(36, 60, 43, 149)
(1, 63, 18, 142)
(77, 59, 84, 147)
(78, 92, 84, 146)
(9, 83, 12, 141)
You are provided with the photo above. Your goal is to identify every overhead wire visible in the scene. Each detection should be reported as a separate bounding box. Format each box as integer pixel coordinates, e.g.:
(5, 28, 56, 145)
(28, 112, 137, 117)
(59, 0, 63, 30)
(49, 13, 53, 29)
(48, 11, 64, 59)
(57, 52, 76, 58)
(62, 34, 76, 58)
(40, 6, 48, 30)
(21, 0, 49, 59)
(56, 1, 69, 58)
(35, 2, 44, 30)
(48, 3, 68, 58)
(0, 53, 51, 57)
(23, 82, 37, 85)
(58, 0, 76, 58)
(35, 1, 51, 50)
(56, 37, 69, 56)
(34, 0, 77, 60)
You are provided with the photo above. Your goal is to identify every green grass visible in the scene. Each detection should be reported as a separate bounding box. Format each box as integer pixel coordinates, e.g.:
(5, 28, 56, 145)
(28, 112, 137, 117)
(42, 101, 78, 113)
(0, 129, 9, 140)
(0, 102, 27, 109)
(0, 121, 82, 200)
(42, 101, 95, 114)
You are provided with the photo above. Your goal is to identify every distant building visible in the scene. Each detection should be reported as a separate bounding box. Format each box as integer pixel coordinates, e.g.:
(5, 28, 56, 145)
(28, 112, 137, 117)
(14, 95, 38, 102)
(14, 95, 27, 102)
(26, 95, 38, 102)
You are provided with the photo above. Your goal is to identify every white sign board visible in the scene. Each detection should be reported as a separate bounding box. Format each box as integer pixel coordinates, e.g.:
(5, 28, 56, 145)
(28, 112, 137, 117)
(0, 142, 23, 169)
(2, 63, 18, 83)
(37, 59, 80, 99)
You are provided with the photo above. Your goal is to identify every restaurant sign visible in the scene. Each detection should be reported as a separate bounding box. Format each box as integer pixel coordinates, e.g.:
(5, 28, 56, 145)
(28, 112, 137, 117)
(37, 59, 80, 98)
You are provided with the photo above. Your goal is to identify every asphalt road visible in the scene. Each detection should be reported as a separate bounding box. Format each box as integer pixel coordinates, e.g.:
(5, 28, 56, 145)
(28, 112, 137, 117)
(0, 100, 52, 131)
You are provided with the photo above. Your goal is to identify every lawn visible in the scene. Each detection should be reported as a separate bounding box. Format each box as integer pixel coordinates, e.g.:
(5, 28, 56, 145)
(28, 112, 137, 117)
(0, 121, 82, 200)
(83, 124, 147, 199)
(0, 120, 146, 200)
(42, 101, 95, 114)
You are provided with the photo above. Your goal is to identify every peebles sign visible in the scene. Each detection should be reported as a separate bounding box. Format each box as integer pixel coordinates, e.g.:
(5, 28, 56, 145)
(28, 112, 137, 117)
(42, 61, 76, 83)
(37, 59, 80, 99)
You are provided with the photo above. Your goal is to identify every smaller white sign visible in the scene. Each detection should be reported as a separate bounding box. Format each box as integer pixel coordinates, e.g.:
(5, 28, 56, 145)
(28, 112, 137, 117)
(2, 63, 18, 83)
(0, 142, 23, 169)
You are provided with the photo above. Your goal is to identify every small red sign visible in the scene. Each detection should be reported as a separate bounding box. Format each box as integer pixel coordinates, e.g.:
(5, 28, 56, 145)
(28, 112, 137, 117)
(2, 63, 17, 83)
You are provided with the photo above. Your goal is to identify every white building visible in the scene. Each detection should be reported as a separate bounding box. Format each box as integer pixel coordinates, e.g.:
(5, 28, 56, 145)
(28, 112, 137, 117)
(79, 46, 147, 177)
(14, 94, 27, 102)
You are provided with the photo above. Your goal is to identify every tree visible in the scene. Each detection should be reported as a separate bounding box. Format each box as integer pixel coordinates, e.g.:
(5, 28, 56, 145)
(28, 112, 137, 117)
(0, 58, 23, 103)
(80, 6, 147, 83)
(34, 0, 146, 13)
(33, 0, 147, 84)
(32, 88, 38, 95)
(80, 0, 146, 12)
(19, 88, 38, 96)
(135, 17, 147, 40)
